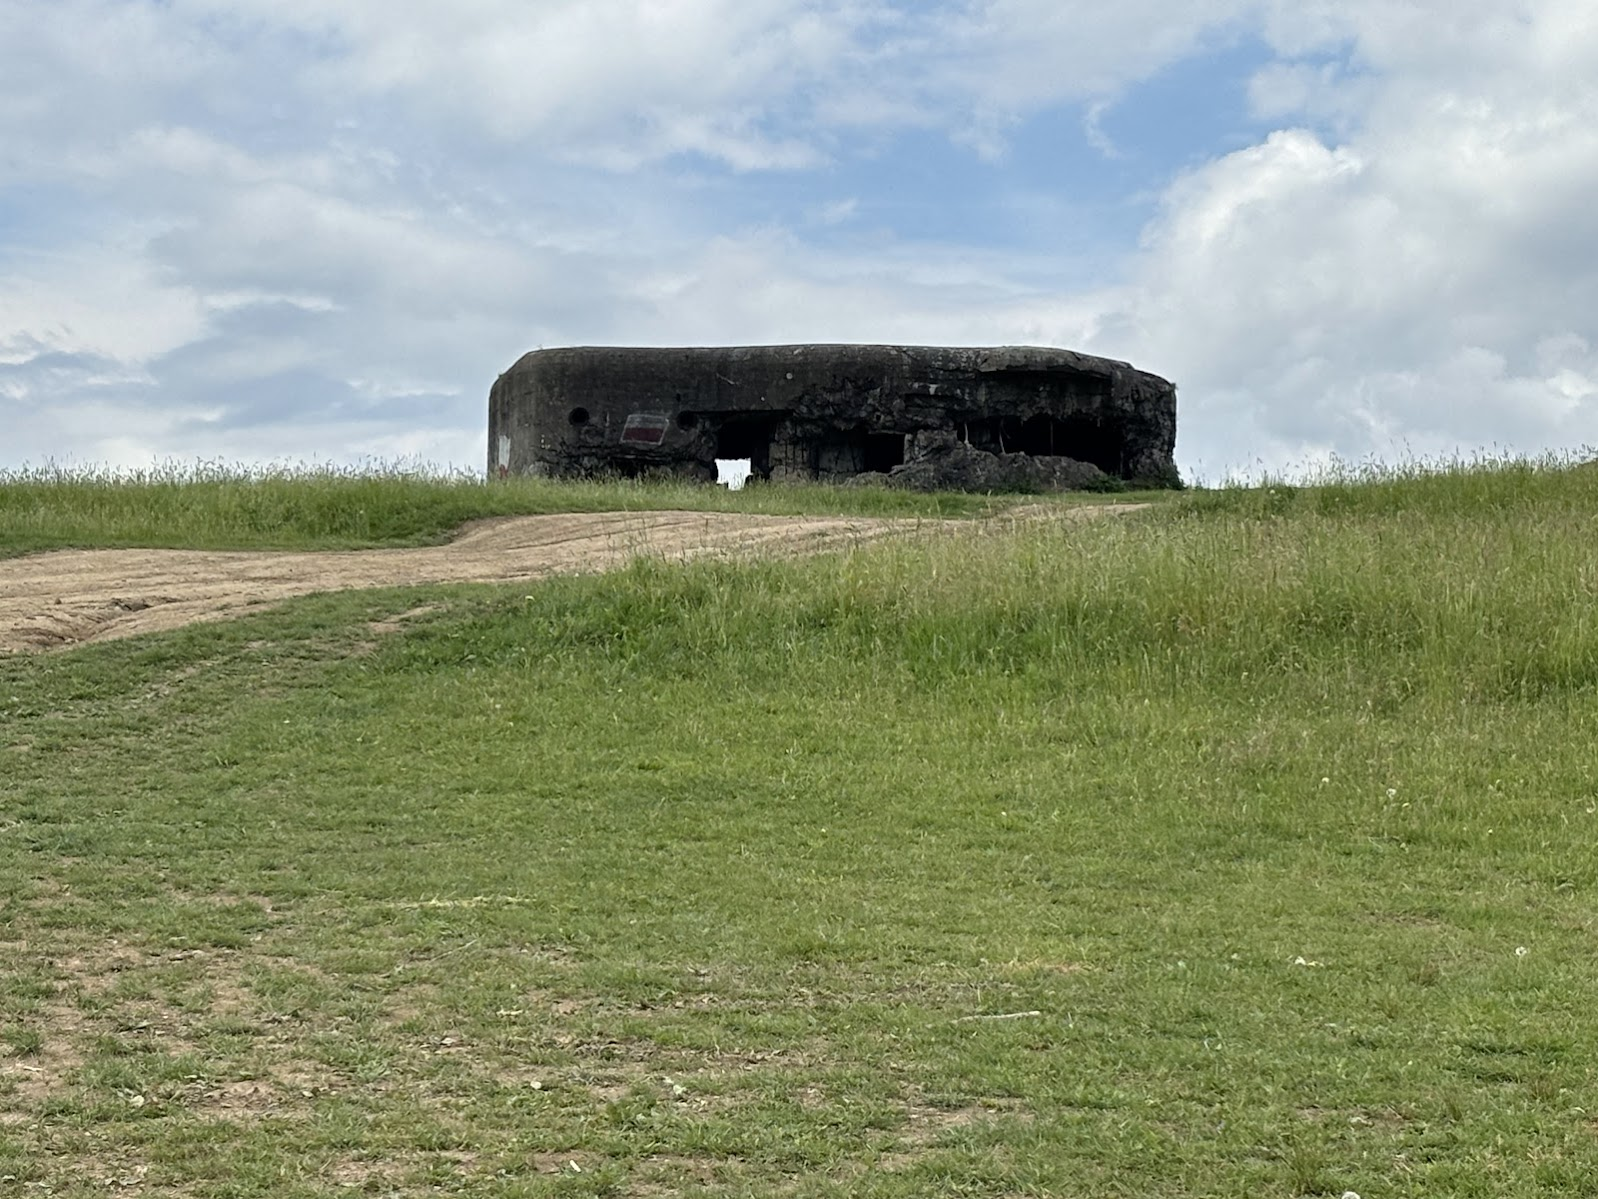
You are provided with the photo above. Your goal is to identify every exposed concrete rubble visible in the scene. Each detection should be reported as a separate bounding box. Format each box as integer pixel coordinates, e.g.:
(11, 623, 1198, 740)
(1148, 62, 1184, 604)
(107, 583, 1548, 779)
(873, 430, 1115, 493)
(489, 344, 1178, 491)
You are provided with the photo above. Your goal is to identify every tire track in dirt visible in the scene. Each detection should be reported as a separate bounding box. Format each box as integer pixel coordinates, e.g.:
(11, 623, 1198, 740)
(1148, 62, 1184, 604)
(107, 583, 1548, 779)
(0, 505, 1146, 654)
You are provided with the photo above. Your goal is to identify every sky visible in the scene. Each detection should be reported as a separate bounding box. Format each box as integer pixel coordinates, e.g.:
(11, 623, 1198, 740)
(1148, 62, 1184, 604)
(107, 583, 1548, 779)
(3, 0, 1597, 482)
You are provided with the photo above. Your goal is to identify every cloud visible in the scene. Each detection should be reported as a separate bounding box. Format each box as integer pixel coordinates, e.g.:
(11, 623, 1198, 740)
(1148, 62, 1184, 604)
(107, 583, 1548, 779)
(1085, 1, 1598, 475)
(114, 0, 1263, 167)
(153, 0, 873, 169)
(3, 0, 1597, 482)
(0, 242, 207, 367)
(919, 0, 1258, 107)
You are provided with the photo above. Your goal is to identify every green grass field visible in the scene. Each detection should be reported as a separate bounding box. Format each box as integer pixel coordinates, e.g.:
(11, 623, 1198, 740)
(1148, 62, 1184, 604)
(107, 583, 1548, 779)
(4, 460, 1598, 1196)
(0, 463, 1042, 559)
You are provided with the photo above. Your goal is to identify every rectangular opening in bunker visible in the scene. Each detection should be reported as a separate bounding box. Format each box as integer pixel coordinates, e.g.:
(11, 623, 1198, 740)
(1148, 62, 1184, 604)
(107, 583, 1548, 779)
(715, 416, 776, 476)
(809, 427, 906, 478)
(864, 432, 906, 473)
(960, 413, 1127, 475)
(1045, 412, 1127, 475)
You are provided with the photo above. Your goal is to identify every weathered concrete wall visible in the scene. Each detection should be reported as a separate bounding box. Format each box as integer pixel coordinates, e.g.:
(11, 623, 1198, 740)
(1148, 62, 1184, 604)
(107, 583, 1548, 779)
(488, 344, 1178, 489)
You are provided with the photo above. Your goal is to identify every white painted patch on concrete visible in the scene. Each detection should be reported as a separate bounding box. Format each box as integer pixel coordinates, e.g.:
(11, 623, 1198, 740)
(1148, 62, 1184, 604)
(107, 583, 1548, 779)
(716, 458, 752, 490)
(497, 435, 511, 470)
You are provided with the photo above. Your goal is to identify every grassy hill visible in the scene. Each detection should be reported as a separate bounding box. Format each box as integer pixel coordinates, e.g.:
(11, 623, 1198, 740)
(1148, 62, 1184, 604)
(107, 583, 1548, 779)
(3, 460, 1598, 1196)
(0, 464, 1025, 558)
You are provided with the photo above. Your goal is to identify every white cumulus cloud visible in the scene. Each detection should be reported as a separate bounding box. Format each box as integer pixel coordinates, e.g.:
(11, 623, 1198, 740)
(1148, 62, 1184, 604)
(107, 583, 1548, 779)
(1, 0, 1596, 478)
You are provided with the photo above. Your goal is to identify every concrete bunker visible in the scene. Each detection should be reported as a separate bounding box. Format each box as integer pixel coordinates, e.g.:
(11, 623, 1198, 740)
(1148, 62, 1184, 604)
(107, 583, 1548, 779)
(488, 344, 1178, 491)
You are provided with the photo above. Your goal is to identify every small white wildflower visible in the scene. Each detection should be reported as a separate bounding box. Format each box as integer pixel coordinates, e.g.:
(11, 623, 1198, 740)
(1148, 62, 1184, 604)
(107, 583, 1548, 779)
(1342, 1192, 1362, 1199)
(1321, 777, 1330, 785)
(1516, 946, 1529, 957)
(1385, 788, 1397, 799)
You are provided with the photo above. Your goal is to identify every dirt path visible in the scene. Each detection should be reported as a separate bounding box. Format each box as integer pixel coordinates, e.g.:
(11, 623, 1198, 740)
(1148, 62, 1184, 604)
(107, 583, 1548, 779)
(0, 505, 1146, 654)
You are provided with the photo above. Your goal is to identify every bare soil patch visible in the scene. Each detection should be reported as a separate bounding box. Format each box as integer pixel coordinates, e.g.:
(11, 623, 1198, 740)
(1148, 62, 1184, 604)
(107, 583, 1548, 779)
(0, 506, 1145, 654)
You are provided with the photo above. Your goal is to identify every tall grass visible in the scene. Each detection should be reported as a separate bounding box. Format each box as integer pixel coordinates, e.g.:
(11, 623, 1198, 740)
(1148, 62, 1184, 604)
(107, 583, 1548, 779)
(0, 460, 1010, 557)
(1194, 450, 1598, 518)
(406, 455, 1598, 707)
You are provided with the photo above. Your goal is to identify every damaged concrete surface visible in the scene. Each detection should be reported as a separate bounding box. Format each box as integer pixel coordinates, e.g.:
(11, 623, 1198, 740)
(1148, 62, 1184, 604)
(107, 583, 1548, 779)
(877, 430, 1117, 493)
(488, 344, 1178, 492)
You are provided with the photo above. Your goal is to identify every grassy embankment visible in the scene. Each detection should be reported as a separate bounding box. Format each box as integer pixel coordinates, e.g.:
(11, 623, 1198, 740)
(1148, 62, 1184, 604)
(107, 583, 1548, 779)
(3, 460, 1598, 1197)
(0, 463, 1062, 558)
